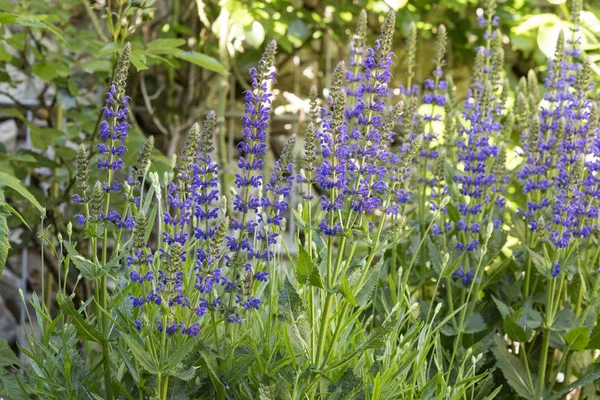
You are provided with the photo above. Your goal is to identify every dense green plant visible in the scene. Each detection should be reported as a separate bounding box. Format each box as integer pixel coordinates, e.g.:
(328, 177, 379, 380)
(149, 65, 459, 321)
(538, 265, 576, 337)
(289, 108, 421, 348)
(1, 0, 600, 399)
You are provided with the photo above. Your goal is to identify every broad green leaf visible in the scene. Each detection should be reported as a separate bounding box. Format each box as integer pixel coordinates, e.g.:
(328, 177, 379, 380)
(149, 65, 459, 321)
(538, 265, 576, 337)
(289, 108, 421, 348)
(0, 45, 11, 62)
(62, 241, 106, 280)
(355, 258, 384, 307)
(175, 51, 228, 75)
(515, 300, 542, 331)
(147, 38, 186, 54)
(81, 59, 112, 73)
(161, 334, 202, 373)
(552, 307, 575, 332)
(56, 293, 105, 343)
(565, 327, 590, 351)
(586, 323, 600, 349)
(339, 274, 356, 306)
(464, 312, 487, 334)
(0, 373, 27, 399)
(199, 348, 223, 389)
(0, 337, 20, 368)
(0, 171, 42, 211)
(514, 14, 561, 35)
(504, 315, 529, 342)
(492, 336, 536, 398)
(244, 21, 265, 48)
(32, 61, 64, 81)
(295, 246, 312, 284)
(308, 265, 325, 289)
(491, 295, 512, 319)
(525, 247, 552, 278)
(546, 365, 600, 400)
(277, 279, 310, 353)
(122, 334, 158, 374)
(169, 364, 196, 381)
(130, 52, 148, 71)
(537, 23, 567, 59)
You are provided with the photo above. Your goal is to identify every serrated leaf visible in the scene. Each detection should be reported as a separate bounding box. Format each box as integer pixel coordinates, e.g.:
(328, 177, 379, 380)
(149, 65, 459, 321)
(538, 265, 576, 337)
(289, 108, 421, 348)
(122, 334, 158, 374)
(546, 365, 600, 400)
(168, 363, 196, 381)
(586, 324, 600, 349)
(355, 259, 384, 307)
(308, 265, 325, 289)
(339, 274, 356, 306)
(199, 348, 223, 389)
(504, 315, 529, 342)
(0, 338, 20, 368)
(491, 295, 512, 319)
(62, 241, 105, 280)
(464, 312, 487, 334)
(278, 279, 310, 353)
(56, 293, 105, 343)
(516, 300, 542, 331)
(552, 307, 575, 332)
(565, 327, 590, 351)
(0, 171, 42, 211)
(492, 335, 536, 398)
(296, 246, 312, 285)
(161, 334, 202, 373)
(525, 247, 552, 278)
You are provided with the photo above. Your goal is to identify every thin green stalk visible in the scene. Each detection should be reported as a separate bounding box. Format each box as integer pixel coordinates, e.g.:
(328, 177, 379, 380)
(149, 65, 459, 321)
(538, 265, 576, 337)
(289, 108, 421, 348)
(315, 292, 334, 367)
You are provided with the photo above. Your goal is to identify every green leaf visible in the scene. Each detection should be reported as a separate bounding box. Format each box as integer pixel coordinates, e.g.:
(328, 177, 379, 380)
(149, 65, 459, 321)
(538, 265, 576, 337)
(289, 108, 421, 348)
(0, 45, 11, 62)
(161, 334, 202, 373)
(32, 61, 63, 81)
(122, 334, 158, 374)
(0, 171, 42, 211)
(464, 312, 487, 334)
(355, 259, 384, 307)
(295, 246, 312, 284)
(565, 327, 590, 351)
(514, 14, 561, 35)
(199, 348, 223, 389)
(169, 364, 196, 381)
(546, 365, 600, 400)
(147, 38, 186, 54)
(338, 275, 356, 306)
(537, 23, 567, 59)
(586, 323, 600, 349)
(81, 59, 112, 73)
(492, 336, 536, 398)
(525, 247, 552, 278)
(175, 51, 228, 75)
(277, 279, 310, 353)
(56, 293, 105, 343)
(504, 315, 529, 342)
(0, 213, 9, 277)
(491, 295, 512, 319)
(130, 52, 148, 71)
(552, 307, 575, 332)
(515, 300, 542, 331)
(62, 241, 105, 280)
(0, 338, 20, 368)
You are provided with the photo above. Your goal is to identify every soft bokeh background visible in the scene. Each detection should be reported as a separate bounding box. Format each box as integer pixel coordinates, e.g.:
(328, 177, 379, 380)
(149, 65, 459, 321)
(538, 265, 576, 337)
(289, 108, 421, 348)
(0, 0, 598, 344)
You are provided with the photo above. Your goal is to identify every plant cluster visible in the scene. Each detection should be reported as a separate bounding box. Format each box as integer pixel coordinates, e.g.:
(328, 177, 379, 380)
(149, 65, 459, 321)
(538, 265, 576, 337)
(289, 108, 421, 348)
(1, 0, 599, 399)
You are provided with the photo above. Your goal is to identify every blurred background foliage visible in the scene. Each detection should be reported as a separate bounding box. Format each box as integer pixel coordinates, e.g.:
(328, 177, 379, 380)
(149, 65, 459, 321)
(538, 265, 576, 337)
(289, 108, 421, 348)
(0, 0, 598, 273)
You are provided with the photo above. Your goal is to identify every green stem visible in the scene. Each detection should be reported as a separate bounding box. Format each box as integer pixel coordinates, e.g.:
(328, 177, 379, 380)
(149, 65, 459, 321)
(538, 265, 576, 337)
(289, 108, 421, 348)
(315, 293, 334, 367)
